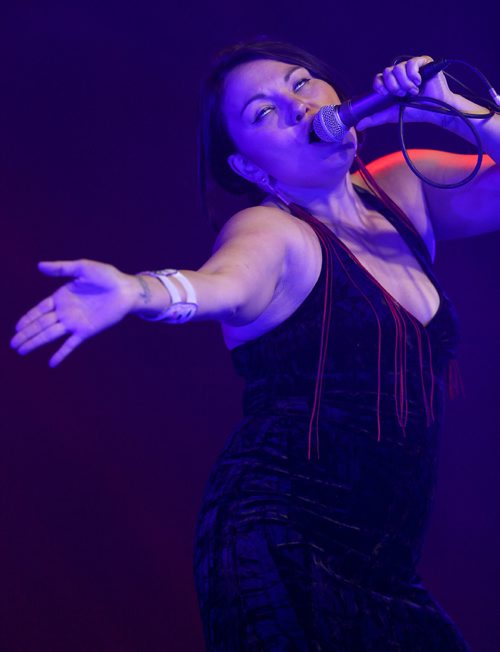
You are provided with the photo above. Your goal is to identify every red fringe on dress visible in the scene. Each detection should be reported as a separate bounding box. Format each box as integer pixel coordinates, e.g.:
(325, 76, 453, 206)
(287, 158, 440, 460)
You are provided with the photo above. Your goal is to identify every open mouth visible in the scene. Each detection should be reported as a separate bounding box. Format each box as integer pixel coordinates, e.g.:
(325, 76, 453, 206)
(308, 122, 322, 144)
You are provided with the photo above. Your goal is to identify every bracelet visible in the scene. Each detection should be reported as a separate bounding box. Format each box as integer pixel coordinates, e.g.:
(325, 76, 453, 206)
(138, 269, 198, 324)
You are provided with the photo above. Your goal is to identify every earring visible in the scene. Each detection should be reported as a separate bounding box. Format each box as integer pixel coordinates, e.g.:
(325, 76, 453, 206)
(258, 176, 290, 208)
(272, 187, 291, 207)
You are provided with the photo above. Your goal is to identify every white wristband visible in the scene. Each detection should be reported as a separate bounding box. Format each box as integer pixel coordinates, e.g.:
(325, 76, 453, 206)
(138, 269, 198, 324)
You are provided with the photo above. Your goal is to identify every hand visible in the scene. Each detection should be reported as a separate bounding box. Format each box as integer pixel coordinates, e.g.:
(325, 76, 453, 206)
(356, 55, 456, 130)
(11, 259, 136, 367)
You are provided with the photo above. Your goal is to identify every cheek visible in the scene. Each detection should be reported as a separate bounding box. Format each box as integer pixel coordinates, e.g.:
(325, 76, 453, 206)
(229, 123, 287, 164)
(314, 80, 341, 105)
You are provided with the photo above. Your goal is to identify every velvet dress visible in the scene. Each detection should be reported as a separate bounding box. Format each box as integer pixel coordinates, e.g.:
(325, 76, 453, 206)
(193, 184, 471, 651)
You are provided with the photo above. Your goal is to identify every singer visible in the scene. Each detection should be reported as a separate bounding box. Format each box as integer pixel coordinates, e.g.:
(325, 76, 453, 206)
(11, 40, 499, 650)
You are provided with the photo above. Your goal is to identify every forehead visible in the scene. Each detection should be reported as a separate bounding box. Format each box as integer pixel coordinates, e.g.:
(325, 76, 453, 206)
(223, 59, 303, 113)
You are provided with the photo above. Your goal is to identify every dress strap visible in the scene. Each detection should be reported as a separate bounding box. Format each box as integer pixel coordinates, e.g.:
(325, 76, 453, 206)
(354, 156, 433, 268)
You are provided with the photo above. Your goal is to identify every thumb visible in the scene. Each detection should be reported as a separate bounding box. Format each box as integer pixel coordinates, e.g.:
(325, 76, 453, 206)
(356, 105, 400, 131)
(38, 260, 85, 277)
(356, 115, 380, 131)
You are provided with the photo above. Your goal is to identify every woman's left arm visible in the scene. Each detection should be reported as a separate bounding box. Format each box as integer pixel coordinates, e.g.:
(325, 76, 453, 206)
(357, 56, 500, 240)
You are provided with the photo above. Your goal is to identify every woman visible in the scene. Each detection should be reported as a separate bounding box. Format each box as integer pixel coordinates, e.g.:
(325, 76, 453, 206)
(11, 40, 499, 650)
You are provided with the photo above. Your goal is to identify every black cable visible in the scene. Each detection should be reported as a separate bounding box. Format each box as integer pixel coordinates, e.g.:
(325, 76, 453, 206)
(398, 95, 484, 188)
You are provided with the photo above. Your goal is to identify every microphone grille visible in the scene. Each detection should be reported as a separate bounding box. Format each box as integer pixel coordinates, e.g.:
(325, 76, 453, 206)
(313, 105, 348, 143)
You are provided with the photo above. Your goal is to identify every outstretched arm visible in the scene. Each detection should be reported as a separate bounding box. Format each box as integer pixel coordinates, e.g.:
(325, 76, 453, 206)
(11, 205, 293, 367)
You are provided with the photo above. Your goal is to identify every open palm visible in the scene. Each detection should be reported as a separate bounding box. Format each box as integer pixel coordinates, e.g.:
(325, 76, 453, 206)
(11, 259, 135, 367)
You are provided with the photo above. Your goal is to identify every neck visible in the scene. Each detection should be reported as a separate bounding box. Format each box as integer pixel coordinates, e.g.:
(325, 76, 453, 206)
(275, 174, 370, 231)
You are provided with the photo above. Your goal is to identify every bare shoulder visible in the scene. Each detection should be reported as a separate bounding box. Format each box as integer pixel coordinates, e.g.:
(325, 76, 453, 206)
(212, 203, 304, 253)
(211, 202, 320, 282)
(353, 150, 436, 257)
(214, 203, 323, 349)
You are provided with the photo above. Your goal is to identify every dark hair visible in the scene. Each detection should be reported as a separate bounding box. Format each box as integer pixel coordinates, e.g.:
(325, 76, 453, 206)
(198, 38, 353, 231)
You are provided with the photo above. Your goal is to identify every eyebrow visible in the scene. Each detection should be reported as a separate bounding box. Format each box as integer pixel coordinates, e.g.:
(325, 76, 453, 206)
(239, 65, 303, 116)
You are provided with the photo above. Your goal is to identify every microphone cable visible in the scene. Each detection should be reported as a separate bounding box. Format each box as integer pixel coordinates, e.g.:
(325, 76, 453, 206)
(389, 56, 500, 189)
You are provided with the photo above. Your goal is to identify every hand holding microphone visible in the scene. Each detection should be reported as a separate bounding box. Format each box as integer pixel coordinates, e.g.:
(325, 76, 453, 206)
(316, 55, 500, 188)
(312, 56, 450, 142)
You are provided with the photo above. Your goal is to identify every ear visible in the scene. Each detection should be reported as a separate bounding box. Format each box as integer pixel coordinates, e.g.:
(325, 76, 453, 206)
(227, 153, 266, 186)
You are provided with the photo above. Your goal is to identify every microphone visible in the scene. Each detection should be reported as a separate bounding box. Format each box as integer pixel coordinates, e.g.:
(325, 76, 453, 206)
(312, 59, 449, 143)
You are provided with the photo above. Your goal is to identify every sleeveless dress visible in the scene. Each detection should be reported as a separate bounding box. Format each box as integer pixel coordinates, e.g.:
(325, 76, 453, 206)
(193, 185, 471, 651)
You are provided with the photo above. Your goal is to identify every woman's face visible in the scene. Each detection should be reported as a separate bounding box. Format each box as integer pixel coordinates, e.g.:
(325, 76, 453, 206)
(222, 58, 357, 192)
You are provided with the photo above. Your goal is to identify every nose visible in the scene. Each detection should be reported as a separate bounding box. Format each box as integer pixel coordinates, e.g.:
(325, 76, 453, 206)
(290, 98, 308, 123)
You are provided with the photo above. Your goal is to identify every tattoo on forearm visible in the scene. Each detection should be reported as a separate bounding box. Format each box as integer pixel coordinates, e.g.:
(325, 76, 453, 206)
(137, 275, 152, 305)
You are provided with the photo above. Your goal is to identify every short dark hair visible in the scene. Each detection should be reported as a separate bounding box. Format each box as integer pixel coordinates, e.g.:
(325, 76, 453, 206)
(198, 38, 353, 230)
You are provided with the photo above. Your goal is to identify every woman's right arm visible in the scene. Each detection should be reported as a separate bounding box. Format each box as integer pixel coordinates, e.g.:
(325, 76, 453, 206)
(10, 205, 293, 367)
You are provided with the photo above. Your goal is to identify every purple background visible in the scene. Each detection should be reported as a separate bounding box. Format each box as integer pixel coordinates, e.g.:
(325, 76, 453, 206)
(1, 3, 499, 651)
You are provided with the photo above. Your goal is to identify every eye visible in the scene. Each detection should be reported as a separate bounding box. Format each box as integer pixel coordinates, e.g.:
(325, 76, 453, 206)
(294, 77, 311, 92)
(253, 105, 274, 123)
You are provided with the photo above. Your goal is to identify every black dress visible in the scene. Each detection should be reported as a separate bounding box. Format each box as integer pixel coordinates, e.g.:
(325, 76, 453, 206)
(193, 185, 471, 651)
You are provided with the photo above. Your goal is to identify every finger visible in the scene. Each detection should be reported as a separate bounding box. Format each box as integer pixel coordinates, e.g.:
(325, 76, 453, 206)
(356, 116, 375, 130)
(393, 63, 420, 95)
(373, 73, 389, 95)
(406, 55, 434, 86)
(11, 311, 59, 348)
(382, 67, 406, 96)
(15, 296, 55, 331)
(38, 260, 86, 277)
(49, 334, 83, 367)
(16, 322, 68, 355)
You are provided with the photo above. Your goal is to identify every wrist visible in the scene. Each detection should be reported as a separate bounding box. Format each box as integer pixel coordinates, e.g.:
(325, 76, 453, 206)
(130, 270, 199, 324)
(128, 273, 172, 317)
(414, 92, 497, 148)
